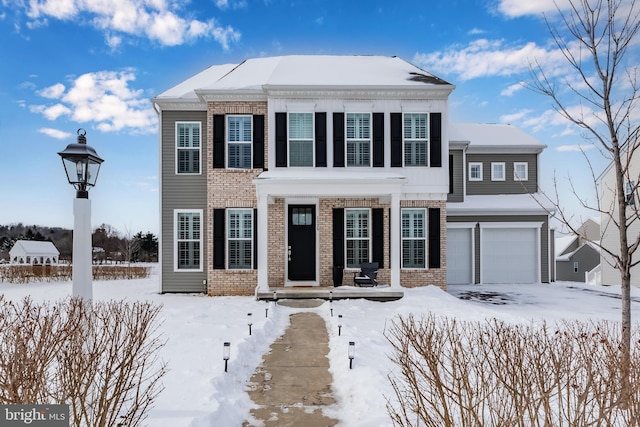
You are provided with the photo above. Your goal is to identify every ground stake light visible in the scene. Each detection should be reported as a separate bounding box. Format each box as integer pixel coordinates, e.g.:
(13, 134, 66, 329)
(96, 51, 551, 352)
(58, 129, 104, 300)
(348, 341, 355, 369)
(247, 312, 253, 335)
(330, 300, 333, 317)
(223, 342, 230, 372)
(338, 314, 343, 336)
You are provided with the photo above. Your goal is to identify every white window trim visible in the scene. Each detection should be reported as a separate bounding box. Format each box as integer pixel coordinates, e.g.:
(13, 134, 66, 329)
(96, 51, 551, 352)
(287, 112, 315, 167)
(227, 208, 253, 270)
(514, 162, 529, 181)
(491, 162, 506, 181)
(401, 208, 427, 270)
(175, 121, 202, 175)
(345, 208, 371, 268)
(402, 112, 429, 167)
(345, 112, 372, 167)
(173, 209, 203, 272)
(226, 115, 253, 169)
(469, 162, 483, 181)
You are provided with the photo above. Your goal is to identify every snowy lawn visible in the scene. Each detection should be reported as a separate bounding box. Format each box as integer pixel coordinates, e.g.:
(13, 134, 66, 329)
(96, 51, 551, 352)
(1, 265, 639, 426)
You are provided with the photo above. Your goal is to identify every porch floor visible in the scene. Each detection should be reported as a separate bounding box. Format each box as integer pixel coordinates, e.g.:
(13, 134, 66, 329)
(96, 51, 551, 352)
(257, 285, 404, 302)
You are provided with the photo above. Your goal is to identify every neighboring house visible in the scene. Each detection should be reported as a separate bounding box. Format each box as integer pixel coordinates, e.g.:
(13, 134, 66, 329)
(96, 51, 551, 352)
(598, 151, 640, 286)
(9, 240, 60, 265)
(555, 218, 601, 282)
(446, 123, 553, 285)
(153, 55, 553, 295)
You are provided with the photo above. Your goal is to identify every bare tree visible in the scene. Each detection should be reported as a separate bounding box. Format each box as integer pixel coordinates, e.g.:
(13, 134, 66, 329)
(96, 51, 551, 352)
(529, 0, 640, 405)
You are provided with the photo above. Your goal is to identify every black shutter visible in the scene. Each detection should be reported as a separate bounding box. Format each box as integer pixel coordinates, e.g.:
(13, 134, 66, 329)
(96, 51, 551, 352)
(275, 112, 287, 167)
(430, 113, 442, 167)
(253, 115, 264, 169)
(333, 113, 345, 167)
(333, 208, 344, 268)
(315, 112, 327, 167)
(373, 113, 384, 167)
(213, 115, 225, 169)
(372, 208, 384, 268)
(428, 208, 441, 268)
(253, 208, 258, 269)
(449, 154, 454, 194)
(213, 209, 225, 269)
(390, 113, 402, 167)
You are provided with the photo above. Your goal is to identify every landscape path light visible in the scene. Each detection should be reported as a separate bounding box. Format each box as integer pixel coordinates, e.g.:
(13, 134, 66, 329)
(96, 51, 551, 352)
(58, 129, 104, 300)
(247, 312, 253, 336)
(330, 300, 333, 317)
(223, 342, 230, 372)
(348, 341, 355, 369)
(338, 314, 343, 336)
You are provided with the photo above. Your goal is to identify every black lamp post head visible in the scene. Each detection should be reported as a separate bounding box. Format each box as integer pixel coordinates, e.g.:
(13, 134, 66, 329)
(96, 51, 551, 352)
(58, 129, 104, 198)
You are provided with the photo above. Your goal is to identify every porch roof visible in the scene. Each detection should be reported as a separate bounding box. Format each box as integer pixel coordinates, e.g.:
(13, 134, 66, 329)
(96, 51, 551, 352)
(254, 169, 407, 199)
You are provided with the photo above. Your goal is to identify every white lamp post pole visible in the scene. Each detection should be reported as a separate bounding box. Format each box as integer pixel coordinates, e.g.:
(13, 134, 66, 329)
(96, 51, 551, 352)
(58, 129, 104, 300)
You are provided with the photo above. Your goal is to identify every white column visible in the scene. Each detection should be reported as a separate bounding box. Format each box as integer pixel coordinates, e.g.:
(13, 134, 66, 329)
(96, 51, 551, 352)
(257, 193, 269, 291)
(390, 193, 401, 288)
(73, 197, 93, 300)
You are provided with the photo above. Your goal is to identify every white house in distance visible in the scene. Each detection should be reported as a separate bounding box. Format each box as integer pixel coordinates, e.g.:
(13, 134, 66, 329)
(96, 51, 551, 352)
(9, 240, 60, 265)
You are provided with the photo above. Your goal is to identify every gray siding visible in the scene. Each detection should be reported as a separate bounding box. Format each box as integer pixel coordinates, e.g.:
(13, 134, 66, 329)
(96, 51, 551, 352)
(161, 110, 208, 293)
(466, 153, 538, 195)
(556, 245, 600, 282)
(448, 214, 550, 283)
(447, 149, 464, 202)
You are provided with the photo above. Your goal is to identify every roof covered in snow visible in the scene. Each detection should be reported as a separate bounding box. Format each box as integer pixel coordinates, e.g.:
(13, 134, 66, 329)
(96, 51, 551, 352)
(449, 122, 546, 152)
(9, 240, 59, 256)
(154, 55, 453, 101)
(447, 194, 554, 215)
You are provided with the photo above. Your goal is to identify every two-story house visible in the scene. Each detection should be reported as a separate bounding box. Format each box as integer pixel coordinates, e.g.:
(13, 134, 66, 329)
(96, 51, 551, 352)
(446, 123, 553, 285)
(153, 55, 552, 295)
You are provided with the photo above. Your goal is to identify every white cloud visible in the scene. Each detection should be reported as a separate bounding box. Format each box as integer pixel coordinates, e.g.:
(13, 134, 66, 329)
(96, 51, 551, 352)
(39, 127, 72, 139)
(31, 69, 157, 134)
(468, 27, 485, 35)
(499, 109, 533, 123)
(14, 0, 241, 49)
(496, 0, 573, 18)
(37, 83, 66, 99)
(500, 81, 525, 96)
(556, 144, 595, 152)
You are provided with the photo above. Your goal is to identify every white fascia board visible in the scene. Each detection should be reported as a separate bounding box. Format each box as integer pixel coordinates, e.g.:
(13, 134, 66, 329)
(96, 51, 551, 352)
(466, 145, 546, 154)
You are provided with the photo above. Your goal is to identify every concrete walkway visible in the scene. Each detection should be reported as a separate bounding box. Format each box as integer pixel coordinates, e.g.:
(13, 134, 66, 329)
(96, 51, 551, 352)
(244, 311, 338, 427)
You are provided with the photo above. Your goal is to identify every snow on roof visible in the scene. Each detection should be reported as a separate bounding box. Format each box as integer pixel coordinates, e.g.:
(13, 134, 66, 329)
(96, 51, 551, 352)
(450, 122, 546, 150)
(555, 234, 578, 256)
(556, 241, 601, 261)
(10, 240, 59, 255)
(155, 55, 452, 100)
(446, 194, 554, 215)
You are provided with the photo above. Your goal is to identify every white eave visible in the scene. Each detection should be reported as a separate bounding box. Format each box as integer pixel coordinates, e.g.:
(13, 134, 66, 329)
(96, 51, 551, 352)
(447, 194, 555, 216)
(254, 169, 407, 200)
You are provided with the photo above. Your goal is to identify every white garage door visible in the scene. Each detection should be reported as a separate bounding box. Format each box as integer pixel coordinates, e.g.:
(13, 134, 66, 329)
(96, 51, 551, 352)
(482, 228, 537, 284)
(447, 228, 473, 284)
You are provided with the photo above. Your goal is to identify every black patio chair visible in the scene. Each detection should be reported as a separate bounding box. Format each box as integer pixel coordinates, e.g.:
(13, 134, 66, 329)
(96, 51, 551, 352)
(353, 262, 379, 287)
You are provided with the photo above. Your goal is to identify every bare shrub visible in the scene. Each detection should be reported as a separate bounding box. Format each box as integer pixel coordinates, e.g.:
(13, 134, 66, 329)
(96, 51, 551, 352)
(0, 297, 166, 427)
(0, 265, 150, 283)
(386, 314, 640, 426)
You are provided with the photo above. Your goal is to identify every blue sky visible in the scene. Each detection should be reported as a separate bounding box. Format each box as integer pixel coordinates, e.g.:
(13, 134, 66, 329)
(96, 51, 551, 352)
(0, 0, 615, 236)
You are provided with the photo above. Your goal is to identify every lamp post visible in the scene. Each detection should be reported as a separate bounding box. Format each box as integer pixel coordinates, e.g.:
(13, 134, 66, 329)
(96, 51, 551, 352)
(58, 129, 104, 300)
(223, 342, 230, 372)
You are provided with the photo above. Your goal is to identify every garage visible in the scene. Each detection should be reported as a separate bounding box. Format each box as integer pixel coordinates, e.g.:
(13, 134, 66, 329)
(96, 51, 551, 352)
(447, 227, 473, 284)
(481, 227, 538, 284)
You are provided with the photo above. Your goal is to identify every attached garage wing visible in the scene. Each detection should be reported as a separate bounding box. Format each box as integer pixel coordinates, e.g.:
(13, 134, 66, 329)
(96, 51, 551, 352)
(447, 227, 473, 284)
(481, 226, 539, 284)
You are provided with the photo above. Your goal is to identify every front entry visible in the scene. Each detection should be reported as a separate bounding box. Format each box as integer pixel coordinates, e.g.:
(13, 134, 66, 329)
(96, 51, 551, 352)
(287, 205, 317, 282)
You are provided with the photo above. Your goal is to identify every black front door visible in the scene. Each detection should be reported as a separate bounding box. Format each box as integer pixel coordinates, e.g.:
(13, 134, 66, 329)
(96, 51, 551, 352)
(288, 205, 316, 281)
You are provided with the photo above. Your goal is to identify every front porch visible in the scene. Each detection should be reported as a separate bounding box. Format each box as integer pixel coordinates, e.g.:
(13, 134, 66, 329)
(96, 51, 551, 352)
(257, 285, 404, 302)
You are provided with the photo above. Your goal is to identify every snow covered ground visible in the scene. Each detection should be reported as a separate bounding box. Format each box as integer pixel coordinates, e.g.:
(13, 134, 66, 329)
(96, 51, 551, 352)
(1, 265, 639, 426)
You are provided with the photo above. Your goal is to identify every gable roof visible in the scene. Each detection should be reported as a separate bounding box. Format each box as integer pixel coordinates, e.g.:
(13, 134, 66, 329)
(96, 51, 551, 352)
(9, 240, 59, 256)
(154, 55, 454, 103)
(450, 123, 546, 153)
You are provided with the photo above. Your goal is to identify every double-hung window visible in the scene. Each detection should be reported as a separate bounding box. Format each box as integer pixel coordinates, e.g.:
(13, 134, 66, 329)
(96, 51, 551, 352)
(402, 209, 426, 268)
(176, 122, 201, 174)
(491, 162, 505, 181)
(404, 113, 428, 166)
(346, 113, 371, 166)
(514, 162, 528, 181)
(175, 210, 202, 271)
(469, 162, 483, 181)
(228, 209, 253, 269)
(227, 115, 252, 169)
(289, 113, 314, 166)
(345, 209, 370, 268)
